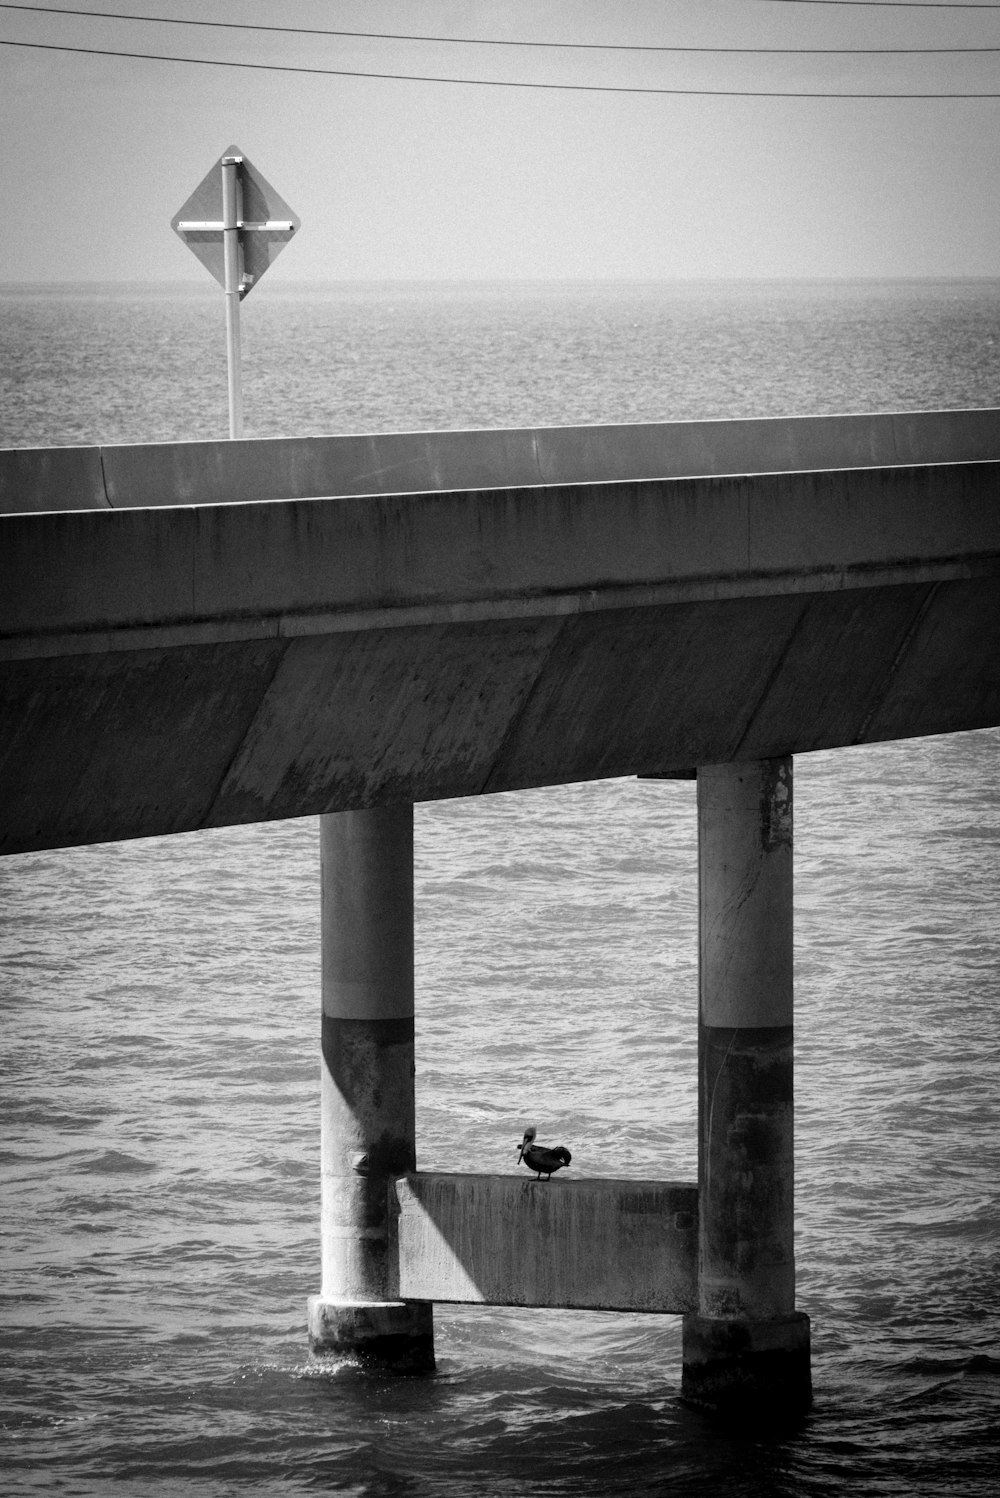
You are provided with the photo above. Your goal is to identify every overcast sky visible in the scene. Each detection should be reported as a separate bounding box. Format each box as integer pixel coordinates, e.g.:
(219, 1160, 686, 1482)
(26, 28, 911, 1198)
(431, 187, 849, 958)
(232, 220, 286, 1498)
(1, 0, 999, 283)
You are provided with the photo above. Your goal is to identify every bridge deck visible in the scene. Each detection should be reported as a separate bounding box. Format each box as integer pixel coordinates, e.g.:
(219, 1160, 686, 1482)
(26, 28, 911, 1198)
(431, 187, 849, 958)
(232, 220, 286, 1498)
(2, 410, 999, 855)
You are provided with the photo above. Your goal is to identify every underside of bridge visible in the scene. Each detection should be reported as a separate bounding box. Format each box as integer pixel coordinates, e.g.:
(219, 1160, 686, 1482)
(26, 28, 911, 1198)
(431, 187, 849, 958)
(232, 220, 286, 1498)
(2, 571, 998, 855)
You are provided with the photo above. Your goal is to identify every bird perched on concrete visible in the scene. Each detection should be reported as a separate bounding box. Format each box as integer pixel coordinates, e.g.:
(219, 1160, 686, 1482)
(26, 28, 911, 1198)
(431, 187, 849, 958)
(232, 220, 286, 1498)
(517, 1125, 572, 1180)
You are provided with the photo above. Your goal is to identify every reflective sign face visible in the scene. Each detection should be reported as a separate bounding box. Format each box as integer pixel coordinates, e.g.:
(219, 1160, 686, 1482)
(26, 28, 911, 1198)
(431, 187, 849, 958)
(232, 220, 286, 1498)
(171, 145, 300, 297)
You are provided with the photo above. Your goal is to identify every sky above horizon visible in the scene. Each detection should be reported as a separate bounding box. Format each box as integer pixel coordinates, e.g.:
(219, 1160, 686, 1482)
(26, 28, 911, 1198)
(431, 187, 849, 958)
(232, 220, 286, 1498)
(1, 0, 999, 285)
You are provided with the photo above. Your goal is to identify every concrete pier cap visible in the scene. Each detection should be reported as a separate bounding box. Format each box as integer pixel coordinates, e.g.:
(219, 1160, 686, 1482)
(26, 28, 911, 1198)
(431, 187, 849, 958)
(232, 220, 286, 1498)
(307, 1297, 434, 1375)
(681, 1311, 812, 1422)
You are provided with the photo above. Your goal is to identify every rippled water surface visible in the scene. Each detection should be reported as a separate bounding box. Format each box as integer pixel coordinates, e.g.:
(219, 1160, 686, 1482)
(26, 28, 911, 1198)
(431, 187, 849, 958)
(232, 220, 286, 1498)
(2, 280, 998, 1495)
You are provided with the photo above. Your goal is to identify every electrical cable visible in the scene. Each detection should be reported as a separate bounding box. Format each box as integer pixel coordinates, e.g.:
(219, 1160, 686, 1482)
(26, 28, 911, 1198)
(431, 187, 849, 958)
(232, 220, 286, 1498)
(3, 36, 998, 95)
(1, 3, 1000, 51)
(764, 2, 1000, 8)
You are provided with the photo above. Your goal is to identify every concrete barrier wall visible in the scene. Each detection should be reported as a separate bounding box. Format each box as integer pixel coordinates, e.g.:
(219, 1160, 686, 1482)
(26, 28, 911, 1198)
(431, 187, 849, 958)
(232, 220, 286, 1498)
(0, 444, 110, 514)
(3, 407, 1000, 514)
(390, 1173, 698, 1313)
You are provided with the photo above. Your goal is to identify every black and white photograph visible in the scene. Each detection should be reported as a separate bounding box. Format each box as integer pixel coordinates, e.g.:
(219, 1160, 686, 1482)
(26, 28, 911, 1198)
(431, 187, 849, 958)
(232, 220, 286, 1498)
(2, 3, 998, 1494)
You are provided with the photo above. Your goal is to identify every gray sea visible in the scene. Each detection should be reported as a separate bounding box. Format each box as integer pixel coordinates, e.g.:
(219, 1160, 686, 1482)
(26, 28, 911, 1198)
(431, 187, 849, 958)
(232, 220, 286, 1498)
(1, 280, 999, 1495)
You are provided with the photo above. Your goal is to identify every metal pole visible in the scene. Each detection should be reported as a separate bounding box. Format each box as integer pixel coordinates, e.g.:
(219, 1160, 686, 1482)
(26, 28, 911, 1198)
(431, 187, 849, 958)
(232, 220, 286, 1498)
(221, 154, 244, 439)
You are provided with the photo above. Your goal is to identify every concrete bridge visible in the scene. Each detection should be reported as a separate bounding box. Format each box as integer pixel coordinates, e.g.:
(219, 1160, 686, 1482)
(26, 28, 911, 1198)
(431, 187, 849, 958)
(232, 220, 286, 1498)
(3, 407, 999, 1418)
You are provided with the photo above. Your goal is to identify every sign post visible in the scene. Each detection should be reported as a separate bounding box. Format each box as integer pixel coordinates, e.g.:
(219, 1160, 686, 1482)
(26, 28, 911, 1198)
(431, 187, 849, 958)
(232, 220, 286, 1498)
(172, 146, 300, 439)
(221, 154, 244, 438)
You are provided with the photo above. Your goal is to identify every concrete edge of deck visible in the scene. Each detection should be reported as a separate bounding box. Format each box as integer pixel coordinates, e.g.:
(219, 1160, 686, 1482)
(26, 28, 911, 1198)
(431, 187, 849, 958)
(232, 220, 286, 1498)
(388, 1172, 698, 1313)
(3, 406, 999, 515)
(4, 460, 999, 651)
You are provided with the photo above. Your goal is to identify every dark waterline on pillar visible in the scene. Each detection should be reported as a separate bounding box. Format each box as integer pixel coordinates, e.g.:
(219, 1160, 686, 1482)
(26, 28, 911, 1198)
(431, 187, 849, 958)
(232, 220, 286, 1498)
(308, 806, 434, 1372)
(683, 759, 811, 1417)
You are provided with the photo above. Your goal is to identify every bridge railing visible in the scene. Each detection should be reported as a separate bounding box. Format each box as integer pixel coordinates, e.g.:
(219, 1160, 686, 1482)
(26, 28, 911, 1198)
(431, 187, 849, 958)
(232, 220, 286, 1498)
(3, 406, 999, 514)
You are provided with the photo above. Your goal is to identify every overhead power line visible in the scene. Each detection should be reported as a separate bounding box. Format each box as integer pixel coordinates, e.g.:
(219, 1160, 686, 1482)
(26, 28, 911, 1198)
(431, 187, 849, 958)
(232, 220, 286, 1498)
(764, 2, 1000, 8)
(2, 36, 999, 96)
(1, 3, 1000, 51)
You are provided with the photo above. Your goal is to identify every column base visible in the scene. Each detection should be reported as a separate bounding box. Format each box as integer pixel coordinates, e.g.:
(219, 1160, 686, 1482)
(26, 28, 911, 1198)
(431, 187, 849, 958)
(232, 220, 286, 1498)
(308, 1296, 435, 1373)
(681, 1312, 811, 1422)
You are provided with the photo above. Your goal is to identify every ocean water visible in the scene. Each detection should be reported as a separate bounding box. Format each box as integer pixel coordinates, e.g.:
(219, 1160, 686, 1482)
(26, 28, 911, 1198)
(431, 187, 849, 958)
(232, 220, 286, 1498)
(1, 280, 999, 1495)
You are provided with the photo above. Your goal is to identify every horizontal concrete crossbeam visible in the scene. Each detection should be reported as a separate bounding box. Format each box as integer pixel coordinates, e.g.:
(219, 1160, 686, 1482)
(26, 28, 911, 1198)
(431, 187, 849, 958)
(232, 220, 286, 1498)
(389, 1172, 698, 1313)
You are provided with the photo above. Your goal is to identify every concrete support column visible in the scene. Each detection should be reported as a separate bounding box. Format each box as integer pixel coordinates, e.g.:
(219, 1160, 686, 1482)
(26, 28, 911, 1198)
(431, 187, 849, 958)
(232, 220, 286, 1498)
(682, 758, 811, 1419)
(307, 806, 434, 1371)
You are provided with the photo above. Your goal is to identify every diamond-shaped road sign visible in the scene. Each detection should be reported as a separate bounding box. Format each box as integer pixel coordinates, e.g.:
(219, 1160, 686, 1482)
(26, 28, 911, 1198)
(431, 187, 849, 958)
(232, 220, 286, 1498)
(172, 145, 300, 299)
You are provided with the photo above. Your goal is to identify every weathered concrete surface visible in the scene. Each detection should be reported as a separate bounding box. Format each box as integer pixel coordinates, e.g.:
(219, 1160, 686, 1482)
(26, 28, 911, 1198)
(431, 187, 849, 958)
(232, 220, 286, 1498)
(683, 759, 809, 1416)
(681, 1312, 812, 1421)
(699, 759, 793, 1037)
(4, 460, 999, 642)
(389, 1173, 698, 1312)
(4, 406, 999, 514)
(696, 761, 795, 1317)
(306, 1299, 434, 1374)
(311, 807, 433, 1367)
(2, 423, 999, 855)
(695, 1022, 795, 1319)
(0, 443, 109, 514)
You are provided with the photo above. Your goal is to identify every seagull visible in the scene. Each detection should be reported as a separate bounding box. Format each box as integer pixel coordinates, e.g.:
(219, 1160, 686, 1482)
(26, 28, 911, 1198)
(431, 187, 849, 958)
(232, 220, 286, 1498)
(517, 1125, 572, 1181)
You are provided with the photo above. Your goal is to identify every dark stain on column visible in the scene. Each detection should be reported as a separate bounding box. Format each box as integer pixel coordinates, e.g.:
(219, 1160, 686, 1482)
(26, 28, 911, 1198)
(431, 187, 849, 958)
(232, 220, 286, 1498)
(321, 1014, 417, 1177)
(700, 1023, 794, 1319)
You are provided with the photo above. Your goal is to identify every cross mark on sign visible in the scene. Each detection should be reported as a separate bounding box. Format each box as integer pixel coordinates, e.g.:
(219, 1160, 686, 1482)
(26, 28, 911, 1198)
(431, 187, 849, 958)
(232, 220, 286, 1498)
(172, 147, 300, 299)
